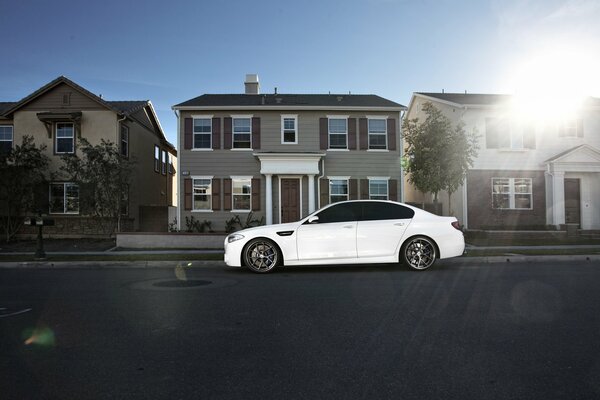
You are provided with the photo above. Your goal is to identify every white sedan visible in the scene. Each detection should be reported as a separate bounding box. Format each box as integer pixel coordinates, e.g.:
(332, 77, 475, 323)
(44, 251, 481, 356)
(224, 200, 465, 273)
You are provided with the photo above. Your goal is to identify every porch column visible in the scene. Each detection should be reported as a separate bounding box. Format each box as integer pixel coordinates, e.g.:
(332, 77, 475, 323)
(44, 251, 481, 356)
(265, 174, 273, 225)
(307, 174, 316, 213)
(551, 171, 565, 227)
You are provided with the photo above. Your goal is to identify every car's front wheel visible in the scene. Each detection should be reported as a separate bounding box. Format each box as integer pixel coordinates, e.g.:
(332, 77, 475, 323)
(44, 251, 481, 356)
(243, 238, 280, 273)
(401, 236, 437, 271)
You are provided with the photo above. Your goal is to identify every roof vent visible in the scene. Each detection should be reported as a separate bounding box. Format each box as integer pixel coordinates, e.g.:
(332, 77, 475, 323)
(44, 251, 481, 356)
(244, 74, 260, 95)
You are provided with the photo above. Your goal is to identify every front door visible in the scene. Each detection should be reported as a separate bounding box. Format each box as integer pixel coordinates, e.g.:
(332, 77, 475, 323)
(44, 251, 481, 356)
(281, 178, 300, 223)
(564, 178, 581, 225)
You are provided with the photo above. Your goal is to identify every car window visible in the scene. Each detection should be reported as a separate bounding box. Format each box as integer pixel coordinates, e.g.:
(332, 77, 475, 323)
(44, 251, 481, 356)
(314, 202, 362, 223)
(362, 202, 415, 221)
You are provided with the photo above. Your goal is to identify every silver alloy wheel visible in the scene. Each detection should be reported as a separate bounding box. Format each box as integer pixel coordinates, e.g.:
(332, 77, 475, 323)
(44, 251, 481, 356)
(244, 239, 279, 273)
(403, 237, 436, 270)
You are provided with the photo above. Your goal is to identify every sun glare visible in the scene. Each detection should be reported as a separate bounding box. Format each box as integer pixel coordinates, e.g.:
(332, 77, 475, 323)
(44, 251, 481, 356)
(509, 45, 600, 123)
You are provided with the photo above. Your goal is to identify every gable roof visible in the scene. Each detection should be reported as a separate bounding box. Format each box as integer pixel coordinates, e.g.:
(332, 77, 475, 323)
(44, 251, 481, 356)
(545, 144, 600, 164)
(173, 94, 405, 110)
(0, 102, 16, 114)
(415, 92, 512, 106)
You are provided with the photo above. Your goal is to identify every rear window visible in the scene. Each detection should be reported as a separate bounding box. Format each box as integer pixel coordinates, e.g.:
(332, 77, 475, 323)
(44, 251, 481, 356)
(362, 202, 415, 221)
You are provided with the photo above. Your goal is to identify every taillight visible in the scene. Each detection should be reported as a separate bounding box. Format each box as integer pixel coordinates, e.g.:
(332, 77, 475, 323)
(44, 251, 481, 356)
(451, 221, 461, 231)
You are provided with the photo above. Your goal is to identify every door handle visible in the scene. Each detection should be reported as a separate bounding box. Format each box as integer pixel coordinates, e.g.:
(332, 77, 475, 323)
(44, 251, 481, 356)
(343, 225, 354, 229)
(394, 222, 405, 226)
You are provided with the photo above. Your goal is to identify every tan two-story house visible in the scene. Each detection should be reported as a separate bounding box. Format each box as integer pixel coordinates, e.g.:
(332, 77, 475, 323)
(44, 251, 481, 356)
(404, 92, 600, 231)
(0, 76, 177, 234)
(173, 75, 406, 231)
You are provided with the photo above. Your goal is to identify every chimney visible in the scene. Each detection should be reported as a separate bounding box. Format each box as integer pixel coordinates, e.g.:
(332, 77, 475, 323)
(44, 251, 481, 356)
(244, 74, 260, 94)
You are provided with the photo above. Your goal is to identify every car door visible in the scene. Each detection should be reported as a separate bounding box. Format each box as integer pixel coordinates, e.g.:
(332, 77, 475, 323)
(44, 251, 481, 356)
(356, 202, 414, 258)
(296, 202, 361, 261)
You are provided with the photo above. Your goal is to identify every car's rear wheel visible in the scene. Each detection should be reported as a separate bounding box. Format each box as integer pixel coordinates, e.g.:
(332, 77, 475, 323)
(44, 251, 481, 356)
(243, 238, 280, 273)
(401, 236, 436, 271)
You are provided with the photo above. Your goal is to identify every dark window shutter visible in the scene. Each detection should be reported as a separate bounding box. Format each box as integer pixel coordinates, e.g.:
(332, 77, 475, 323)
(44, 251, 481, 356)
(485, 118, 499, 149)
(348, 118, 357, 150)
(319, 179, 329, 207)
(212, 118, 221, 150)
(360, 179, 369, 199)
(349, 179, 358, 200)
(524, 124, 536, 149)
(224, 118, 232, 149)
(212, 178, 221, 211)
(252, 117, 261, 149)
(223, 178, 232, 211)
(184, 118, 193, 150)
(577, 119, 584, 138)
(387, 118, 396, 150)
(251, 178, 260, 211)
(389, 179, 398, 201)
(184, 178, 192, 210)
(319, 118, 328, 150)
(359, 118, 368, 150)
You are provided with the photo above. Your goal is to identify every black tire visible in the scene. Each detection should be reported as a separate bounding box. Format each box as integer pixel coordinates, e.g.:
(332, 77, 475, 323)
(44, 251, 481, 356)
(243, 238, 280, 273)
(401, 236, 437, 271)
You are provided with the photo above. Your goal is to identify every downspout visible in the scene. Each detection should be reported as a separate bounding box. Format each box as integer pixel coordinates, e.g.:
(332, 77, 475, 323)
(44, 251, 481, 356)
(174, 109, 181, 231)
(117, 114, 127, 233)
(399, 109, 405, 203)
(317, 157, 326, 209)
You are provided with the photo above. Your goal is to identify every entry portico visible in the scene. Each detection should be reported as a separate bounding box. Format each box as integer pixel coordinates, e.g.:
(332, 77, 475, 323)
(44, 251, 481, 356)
(545, 144, 600, 229)
(254, 152, 325, 225)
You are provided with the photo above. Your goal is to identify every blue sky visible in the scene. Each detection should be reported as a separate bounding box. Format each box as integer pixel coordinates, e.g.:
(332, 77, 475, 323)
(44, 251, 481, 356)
(1, 0, 599, 145)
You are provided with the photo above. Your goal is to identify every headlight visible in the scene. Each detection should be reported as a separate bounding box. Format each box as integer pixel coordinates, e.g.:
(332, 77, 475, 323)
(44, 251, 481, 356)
(227, 233, 245, 243)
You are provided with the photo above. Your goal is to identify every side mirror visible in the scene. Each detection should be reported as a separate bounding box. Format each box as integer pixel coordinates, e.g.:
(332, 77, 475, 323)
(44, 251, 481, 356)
(308, 216, 319, 224)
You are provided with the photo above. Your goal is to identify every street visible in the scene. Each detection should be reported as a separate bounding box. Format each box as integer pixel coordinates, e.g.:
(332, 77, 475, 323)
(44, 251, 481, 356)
(1, 261, 600, 400)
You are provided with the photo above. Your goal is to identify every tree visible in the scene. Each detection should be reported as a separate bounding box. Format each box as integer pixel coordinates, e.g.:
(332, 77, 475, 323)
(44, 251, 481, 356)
(0, 136, 50, 242)
(402, 102, 479, 214)
(60, 138, 135, 236)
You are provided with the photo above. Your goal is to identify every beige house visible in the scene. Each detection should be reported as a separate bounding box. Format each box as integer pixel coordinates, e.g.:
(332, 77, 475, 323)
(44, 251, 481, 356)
(0, 76, 177, 234)
(404, 92, 600, 231)
(172, 74, 406, 232)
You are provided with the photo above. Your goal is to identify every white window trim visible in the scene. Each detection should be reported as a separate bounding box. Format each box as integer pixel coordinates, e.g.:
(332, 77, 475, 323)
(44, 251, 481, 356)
(367, 117, 388, 150)
(368, 177, 390, 200)
(491, 177, 533, 210)
(232, 115, 253, 150)
(55, 122, 75, 154)
(191, 175, 213, 212)
(559, 118, 580, 138)
(328, 176, 350, 204)
(327, 115, 349, 150)
(281, 114, 298, 145)
(49, 182, 79, 215)
(0, 125, 13, 148)
(192, 115, 213, 150)
(231, 176, 253, 213)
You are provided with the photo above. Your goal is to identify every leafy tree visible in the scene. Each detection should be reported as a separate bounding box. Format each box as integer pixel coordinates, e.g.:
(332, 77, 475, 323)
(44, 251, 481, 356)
(60, 138, 135, 236)
(0, 136, 50, 242)
(402, 102, 479, 214)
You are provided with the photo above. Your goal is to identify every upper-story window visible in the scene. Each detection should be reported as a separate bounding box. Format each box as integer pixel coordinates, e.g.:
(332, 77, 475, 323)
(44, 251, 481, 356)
(492, 177, 532, 209)
(194, 118, 212, 149)
(369, 178, 389, 200)
(55, 122, 74, 154)
(558, 118, 583, 138)
(368, 118, 387, 150)
(161, 150, 167, 175)
(0, 125, 13, 154)
(154, 145, 160, 172)
(486, 118, 535, 150)
(281, 115, 298, 144)
(328, 118, 347, 149)
(168, 153, 175, 174)
(233, 118, 251, 149)
(120, 125, 129, 157)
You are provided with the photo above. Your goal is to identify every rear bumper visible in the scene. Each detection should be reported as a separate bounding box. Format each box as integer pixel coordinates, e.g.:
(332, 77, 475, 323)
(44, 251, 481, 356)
(438, 232, 465, 259)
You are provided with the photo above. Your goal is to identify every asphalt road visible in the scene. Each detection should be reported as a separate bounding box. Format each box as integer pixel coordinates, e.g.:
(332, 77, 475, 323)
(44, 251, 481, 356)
(1, 261, 600, 400)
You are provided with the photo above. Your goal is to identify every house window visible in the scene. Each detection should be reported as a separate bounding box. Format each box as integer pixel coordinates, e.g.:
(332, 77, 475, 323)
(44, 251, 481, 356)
(233, 118, 251, 149)
(154, 145, 159, 172)
(369, 179, 389, 200)
(193, 178, 212, 211)
(120, 185, 129, 216)
(168, 153, 174, 174)
(193, 118, 212, 148)
(330, 179, 349, 203)
(368, 119, 387, 150)
(120, 125, 129, 157)
(161, 150, 167, 175)
(559, 118, 581, 138)
(281, 115, 298, 144)
(0, 125, 13, 153)
(50, 183, 79, 214)
(486, 118, 534, 150)
(232, 178, 252, 211)
(492, 178, 532, 210)
(328, 118, 347, 149)
(55, 123, 74, 154)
